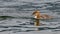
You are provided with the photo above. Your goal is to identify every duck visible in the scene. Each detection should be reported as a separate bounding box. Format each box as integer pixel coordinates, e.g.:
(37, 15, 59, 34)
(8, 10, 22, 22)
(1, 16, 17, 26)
(32, 10, 53, 19)
(32, 10, 53, 26)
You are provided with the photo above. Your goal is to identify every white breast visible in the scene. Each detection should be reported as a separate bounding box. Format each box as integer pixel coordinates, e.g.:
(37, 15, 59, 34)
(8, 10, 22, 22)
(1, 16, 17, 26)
(34, 16, 37, 18)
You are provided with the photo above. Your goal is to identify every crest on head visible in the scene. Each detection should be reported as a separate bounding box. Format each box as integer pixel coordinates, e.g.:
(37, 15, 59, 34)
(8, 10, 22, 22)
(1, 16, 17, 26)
(32, 10, 40, 15)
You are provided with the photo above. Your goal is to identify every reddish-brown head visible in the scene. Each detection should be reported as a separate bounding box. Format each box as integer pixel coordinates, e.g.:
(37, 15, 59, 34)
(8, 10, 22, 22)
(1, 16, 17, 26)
(32, 10, 40, 15)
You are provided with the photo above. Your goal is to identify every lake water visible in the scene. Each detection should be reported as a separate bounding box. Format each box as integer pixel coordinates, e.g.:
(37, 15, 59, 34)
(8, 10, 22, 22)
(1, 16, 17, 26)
(0, 0, 60, 34)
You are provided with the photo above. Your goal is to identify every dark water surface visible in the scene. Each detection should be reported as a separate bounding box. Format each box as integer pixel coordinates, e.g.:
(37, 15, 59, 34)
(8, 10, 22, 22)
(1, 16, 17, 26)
(0, 0, 60, 34)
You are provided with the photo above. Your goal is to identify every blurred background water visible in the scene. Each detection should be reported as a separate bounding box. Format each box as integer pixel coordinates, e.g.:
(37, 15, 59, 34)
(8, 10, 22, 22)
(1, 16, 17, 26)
(0, 0, 60, 34)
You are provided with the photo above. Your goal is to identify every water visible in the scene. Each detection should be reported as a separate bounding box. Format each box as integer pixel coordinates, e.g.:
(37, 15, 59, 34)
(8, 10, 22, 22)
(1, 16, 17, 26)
(0, 0, 60, 34)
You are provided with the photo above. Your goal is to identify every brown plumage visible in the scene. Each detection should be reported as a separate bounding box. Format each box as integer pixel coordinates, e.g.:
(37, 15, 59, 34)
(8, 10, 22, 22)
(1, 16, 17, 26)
(32, 10, 41, 19)
(32, 10, 53, 26)
(32, 10, 53, 19)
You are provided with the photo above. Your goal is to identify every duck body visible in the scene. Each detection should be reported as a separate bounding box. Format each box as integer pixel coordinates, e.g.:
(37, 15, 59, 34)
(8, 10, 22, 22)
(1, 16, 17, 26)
(32, 10, 53, 26)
